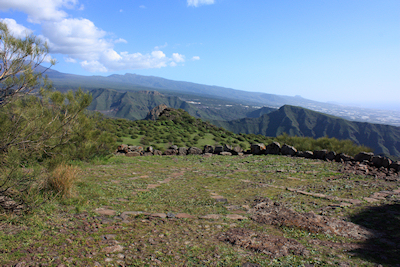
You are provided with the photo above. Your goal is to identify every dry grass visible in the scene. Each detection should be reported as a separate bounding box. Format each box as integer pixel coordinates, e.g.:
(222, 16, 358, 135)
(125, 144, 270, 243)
(46, 164, 80, 197)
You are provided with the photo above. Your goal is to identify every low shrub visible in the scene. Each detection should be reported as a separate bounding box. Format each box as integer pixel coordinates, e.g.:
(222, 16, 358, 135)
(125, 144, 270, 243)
(46, 164, 80, 198)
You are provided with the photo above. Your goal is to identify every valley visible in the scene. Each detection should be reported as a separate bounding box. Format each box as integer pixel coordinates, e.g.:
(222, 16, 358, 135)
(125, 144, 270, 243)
(47, 68, 400, 127)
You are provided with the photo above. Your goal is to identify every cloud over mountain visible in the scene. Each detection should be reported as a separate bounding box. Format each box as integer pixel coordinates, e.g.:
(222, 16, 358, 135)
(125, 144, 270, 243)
(0, 0, 191, 72)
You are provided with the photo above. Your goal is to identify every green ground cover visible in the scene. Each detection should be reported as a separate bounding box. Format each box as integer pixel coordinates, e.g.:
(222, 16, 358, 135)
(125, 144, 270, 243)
(1, 154, 399, 266)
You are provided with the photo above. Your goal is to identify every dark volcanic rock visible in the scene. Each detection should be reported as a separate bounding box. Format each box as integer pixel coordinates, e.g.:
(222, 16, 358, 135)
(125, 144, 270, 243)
(281, 144, 297, 156)
(214, 145, 224, 154)
(178, 147, 188, 156)
(250, 197, 373, 239)
(354, 152, 374, 162)
(313, 149, 328, 160)
(326, 151, 336, 161)
(187, 147, 202, 155)
(336, 153, 354, 162)
(128, 146, 144, 153)
(251, 143, 266, 155)
(163, 149, 178, 156)
(389, 162, 400, 172)
(203, 145, 214, 154)
(297, 151, 313, 159)
(117, 144, 128, 153)
(219, 228, 309, 258)
(223, 144, 233, 152)
(265, 142, 281, 155)
(153, 150, 162, 156)
(231, 146, 243, 155)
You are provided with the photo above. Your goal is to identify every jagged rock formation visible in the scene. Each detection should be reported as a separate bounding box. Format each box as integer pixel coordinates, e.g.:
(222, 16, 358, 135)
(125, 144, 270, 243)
(145, 104, 168, 121)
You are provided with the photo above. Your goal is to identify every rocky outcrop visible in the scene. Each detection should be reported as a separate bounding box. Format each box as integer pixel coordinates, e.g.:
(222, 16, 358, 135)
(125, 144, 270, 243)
(145, 104, 168, 121)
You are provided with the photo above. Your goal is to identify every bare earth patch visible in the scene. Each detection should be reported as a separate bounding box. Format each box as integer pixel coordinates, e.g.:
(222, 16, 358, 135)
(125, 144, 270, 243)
(250, 197, 373, 239)
(219, 228, 309, 258)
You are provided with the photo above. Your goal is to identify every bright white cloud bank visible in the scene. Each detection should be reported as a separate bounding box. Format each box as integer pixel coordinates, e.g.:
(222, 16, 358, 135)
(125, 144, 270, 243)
(0, 0, 78, 23)
(187, 0, 215, 7)
(0, 18, 32, 38)
(0, 0, 190, 72)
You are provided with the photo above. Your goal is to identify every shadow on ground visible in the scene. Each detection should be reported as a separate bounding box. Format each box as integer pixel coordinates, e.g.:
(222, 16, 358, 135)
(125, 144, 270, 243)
(350, 204, 400, 266)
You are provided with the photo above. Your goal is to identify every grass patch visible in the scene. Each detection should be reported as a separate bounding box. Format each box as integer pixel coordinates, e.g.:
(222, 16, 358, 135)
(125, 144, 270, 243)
(1, 154, 397, 266)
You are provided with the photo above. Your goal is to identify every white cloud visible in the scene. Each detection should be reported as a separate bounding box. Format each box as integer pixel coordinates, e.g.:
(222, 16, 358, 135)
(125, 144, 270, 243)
(64, 57, 77, 63)
(139, 5, 146, 9)
(115, 38, 127, 44)
(154, 43, 168, 50)
(192, 56, 200, 61)
(0, 0, 192, 72)
(0, 0, 79, 23)
(172, 53, 185, 63)
(40, 18, 181, 72)
(42, 18, 111, 61)
(187, 0, 215, 7)
(0, 18, 32, 38)
(80, 60, 107, 72)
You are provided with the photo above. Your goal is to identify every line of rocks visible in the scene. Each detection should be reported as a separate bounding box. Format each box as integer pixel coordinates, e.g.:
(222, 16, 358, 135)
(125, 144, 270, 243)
(116, 142, 400, 175)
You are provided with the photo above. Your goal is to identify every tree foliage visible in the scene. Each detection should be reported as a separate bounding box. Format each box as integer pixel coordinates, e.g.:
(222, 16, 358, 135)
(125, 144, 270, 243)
(0, 22, 115, 210)
(0, 22, 55, 106)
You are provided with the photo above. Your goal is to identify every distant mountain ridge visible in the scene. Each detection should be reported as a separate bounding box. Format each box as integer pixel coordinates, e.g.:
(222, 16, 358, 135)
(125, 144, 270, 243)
(42, 67, 400, 126)
(212, 105, 400, 157)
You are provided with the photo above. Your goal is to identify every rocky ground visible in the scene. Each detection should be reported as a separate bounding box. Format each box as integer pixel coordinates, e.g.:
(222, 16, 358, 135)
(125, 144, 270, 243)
(1, 154, 399, 266)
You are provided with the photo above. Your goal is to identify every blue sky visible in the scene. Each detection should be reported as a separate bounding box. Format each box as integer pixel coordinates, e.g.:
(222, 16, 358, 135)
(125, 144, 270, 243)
(1, 0, 399, 110)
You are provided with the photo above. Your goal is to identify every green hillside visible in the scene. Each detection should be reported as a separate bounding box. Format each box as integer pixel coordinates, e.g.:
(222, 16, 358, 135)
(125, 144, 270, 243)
(97, 107, 371, 156)
(212, 105, 400, 157)
(87, 88, 263, 122)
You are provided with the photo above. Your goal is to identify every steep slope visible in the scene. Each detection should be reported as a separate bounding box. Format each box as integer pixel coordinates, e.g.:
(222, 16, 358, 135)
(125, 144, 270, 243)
(87, 89, 192, 121)
(87, 88, 263, 121)
(212, 105, 400, 157)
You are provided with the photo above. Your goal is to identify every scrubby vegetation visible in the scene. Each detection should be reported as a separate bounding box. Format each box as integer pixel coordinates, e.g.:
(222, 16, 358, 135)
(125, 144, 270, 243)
(0, 22, 115, 209)
(2, 22, 399, 267)
(98, 107, 372, 156)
